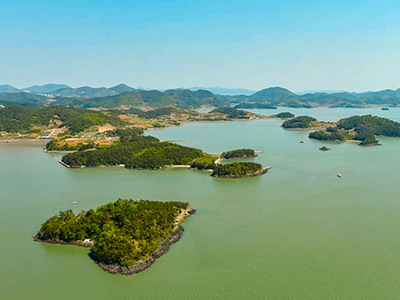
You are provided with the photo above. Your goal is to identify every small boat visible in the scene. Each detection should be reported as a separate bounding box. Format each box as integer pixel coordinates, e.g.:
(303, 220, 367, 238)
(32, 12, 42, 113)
(381, 107, 389, 111)
(300, 141, 304, 143)
(337, 174, 342, 178)
(72, 201, 78, 204)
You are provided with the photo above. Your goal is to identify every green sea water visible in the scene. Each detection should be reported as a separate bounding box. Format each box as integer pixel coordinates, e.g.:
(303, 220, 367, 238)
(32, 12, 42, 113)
(1, 108, 400, 300)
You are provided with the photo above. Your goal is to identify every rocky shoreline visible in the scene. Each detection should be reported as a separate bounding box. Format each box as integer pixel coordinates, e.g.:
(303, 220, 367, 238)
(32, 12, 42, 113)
(92, 225, 187, 275)
(34, 208, 196, 275)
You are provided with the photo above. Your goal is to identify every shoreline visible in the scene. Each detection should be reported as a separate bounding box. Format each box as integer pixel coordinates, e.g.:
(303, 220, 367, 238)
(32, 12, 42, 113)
(34, 207, 196, 275)
(0, 139, 47, 145)
(58, 161, 193, 170)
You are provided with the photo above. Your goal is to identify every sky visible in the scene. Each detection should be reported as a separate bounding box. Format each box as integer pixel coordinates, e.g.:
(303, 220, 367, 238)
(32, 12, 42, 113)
(1, 0, 400, 92)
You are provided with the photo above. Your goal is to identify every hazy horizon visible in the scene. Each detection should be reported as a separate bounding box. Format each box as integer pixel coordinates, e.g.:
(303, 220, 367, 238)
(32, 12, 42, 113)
(1, 82, 399, 95)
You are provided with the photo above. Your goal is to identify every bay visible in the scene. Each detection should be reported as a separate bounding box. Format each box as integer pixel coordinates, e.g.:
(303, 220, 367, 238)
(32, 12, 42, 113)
(1, 107, 400, 299)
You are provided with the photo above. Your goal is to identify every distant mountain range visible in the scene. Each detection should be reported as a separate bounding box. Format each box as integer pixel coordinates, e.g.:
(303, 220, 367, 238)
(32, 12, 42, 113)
(187, 87, 255, 96)
(1, 83, 400, 109)
(0, 84, 22, 93)
(23, 84, 70, 94)
(0, 83, 136, 97)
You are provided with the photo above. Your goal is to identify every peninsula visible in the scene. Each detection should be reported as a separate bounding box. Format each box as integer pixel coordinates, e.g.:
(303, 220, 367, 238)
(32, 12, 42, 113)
(50, 130, 270, 178)
(34, 199, 195, 275)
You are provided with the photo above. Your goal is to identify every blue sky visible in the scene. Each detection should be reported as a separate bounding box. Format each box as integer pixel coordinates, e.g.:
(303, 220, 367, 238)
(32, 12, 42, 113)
(1, 0, 399, 91)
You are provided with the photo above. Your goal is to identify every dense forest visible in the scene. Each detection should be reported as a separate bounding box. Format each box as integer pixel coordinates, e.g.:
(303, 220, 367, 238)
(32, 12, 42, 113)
(60, 128, 206, 169)
(282, 116, 317, 128)
(276, 112, 295, 119)
(337, 115, 400, 137)
(212, 162, 265, 178)
(190, 155, 217, 170)
(0, 106, 122, 133)
(36, 199, 191, 269)
(307, 115, 400, 146)
(221, 148, 256, 159)
(56, 129, 270, 176)
(308, 127, 348, 141)
(52, 89, 226, 109)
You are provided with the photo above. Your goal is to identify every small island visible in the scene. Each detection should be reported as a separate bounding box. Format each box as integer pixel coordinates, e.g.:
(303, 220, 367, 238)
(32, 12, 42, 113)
(34, 199, 195, 275)
(275, 112, 295, 119)
(221, 148, 256, 160)
(281, 116, 319, 128)
(212, 162, 270, 178)
(319, 146, 330, 151)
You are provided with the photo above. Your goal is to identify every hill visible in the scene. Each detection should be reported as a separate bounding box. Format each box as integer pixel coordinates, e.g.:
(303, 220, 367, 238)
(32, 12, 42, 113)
(108, 83, 136, 94)
(0, 92, 48, 105)
(0, 106, 122, 133)
(52, 86, 117, 98)
(188, 87, 255, 96)
(0, 84, 20, 93)
(24, 84, 70, 94)
(55, 89, 227, 109)
(249, 87, 299, 102)
(164, 89, 226, 107)
(50, 84, 136, 98)
(3, 83, 400, 108)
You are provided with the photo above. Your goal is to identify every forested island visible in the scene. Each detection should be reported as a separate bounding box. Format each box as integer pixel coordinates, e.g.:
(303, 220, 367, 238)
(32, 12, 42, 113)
(307, 115, 400, 146)
(221, 148, 256, 159)
(35, 199, 195, 275)
(281, 116, 319, 128)
(212, 162, 270, 178)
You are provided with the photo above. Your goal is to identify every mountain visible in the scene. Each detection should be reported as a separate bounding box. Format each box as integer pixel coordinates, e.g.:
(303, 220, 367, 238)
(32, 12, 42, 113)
(55, 90, 175, 108)
(54, 89, 227, 109)
(24, 84, 70, 94)
(249, 87, 298, 102)
(244, 87, 308, 106)
(296, 90, 346, 95)
(164, 89, 226, 107)
(108, 83, 136, 94)
(3, 83, 400, 109)
(51, 84, 136, 98)
(0, 92, 48, 105)
(52, 86, 117, 98)
(0, 84, 20, 93)
(188, 87, 255, 96)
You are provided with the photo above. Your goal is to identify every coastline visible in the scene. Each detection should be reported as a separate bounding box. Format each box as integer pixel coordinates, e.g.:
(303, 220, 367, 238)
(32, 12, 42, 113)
(0, 139, 47, 145)
(58, 161, 193, 170)
(34, 207, 196, 275)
